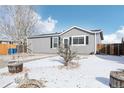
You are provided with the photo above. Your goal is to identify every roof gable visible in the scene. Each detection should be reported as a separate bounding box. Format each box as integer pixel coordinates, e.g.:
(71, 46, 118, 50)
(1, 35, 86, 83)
(60, 26, 102, 35)
(60, 26, 103, 40)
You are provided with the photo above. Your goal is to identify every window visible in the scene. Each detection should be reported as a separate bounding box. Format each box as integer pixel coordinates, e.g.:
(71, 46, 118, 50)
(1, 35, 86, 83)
(72, 35, 85, 46)
(73, 37, 78, 44)
(52, 37, 58, 48)
(79, 37, 84, 44)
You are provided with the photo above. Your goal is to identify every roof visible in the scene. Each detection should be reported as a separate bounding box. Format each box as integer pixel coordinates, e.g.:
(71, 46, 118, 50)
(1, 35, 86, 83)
(28, 26, 103, 40)
(28, 32, 61, 39)
(36, 32, 61, 36)
(0, 39, 14, 42)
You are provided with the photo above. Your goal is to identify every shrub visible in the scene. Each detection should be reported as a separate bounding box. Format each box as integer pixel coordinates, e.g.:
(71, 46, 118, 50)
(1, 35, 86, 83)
(57, 45, 77, 66)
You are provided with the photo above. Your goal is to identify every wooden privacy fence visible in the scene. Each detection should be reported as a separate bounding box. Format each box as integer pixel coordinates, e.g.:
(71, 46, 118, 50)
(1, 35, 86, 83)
(0, 45, 27, 55)
(97, 43, 124, 56)
(0, 44, 16, 55)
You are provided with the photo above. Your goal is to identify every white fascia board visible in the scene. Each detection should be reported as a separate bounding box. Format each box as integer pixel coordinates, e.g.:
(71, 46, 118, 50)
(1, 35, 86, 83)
(60, 26, 102, 36)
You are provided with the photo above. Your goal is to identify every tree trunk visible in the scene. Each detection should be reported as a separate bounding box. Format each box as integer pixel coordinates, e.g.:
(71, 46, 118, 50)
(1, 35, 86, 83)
(64, 61, 69, 66)
(23, 39, 27, 53)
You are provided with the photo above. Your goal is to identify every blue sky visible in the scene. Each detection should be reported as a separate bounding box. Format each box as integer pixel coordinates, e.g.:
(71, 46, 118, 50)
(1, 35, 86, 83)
(0, 5, 124, 43)
(34, 5, 124, 35)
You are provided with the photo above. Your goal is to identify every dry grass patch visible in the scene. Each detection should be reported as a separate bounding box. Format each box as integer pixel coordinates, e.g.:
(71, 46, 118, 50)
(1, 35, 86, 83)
(17, 79, 47, 88)
(16, 73, 47, 88)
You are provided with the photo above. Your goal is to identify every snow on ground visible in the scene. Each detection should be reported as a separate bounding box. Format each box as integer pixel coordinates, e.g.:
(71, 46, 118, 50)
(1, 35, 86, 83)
(0, 55, 124, 88)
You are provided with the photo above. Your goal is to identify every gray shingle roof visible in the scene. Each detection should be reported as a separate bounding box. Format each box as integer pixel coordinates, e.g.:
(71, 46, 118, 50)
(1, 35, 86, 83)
(28, 32, 61, 39)
(28, 26, 103, 40)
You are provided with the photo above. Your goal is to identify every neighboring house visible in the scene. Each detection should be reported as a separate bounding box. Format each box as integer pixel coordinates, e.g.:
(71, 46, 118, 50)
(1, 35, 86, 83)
(28, 26, 103, 54)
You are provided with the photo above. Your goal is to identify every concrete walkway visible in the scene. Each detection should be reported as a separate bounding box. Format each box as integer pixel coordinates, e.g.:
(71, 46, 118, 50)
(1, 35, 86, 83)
(0, 53, 57, 69)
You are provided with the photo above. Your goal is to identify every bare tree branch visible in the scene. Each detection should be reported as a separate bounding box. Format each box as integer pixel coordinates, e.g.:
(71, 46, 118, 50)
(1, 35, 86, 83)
(0, 6, 38, 53)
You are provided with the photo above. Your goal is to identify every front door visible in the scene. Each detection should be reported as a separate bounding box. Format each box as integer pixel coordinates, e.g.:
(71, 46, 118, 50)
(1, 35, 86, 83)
(63, 38, 69, 48)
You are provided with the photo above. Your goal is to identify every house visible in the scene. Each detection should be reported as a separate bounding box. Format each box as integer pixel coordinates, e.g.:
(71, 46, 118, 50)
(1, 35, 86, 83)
(28, 26, 104, 54)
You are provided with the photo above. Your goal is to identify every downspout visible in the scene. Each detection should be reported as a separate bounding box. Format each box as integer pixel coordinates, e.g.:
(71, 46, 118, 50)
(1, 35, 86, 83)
(94, 33, 96, 54)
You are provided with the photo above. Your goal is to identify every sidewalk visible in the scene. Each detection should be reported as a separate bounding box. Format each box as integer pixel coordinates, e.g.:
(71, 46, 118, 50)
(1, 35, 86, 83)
(0, 53, 57, 69)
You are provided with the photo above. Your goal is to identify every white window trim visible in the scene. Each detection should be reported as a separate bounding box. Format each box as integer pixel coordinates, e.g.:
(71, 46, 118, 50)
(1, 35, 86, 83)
(52, 37, 58, 49)
(72, 35, 86, 46)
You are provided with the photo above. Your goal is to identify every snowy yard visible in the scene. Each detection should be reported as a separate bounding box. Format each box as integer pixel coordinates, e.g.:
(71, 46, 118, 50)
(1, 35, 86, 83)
(0, 55, 124, 88)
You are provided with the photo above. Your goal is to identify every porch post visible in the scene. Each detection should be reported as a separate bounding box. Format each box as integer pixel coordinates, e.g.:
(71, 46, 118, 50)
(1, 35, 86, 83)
(94, 33, 96, 54)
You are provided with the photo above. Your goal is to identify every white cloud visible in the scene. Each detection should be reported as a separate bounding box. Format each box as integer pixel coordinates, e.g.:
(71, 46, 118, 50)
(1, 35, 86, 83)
(102, 26, 124, 44)
(0, 6, 58, 39)
(33, 12, 57, 35)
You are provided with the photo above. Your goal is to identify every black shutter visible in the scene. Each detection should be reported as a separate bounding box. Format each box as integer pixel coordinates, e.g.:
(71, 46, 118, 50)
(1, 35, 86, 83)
(86, 36, 89, 45)
(69, 37, 72, 45)
(58, 37, 61, 47)
(50, 37, 52, 48)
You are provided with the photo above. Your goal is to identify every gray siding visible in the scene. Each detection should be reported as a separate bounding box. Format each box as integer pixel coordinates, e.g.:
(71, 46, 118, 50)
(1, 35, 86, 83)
(28, 37, 57, 53)
(28, 28, 102, 54)
(60, 28, 95, 54)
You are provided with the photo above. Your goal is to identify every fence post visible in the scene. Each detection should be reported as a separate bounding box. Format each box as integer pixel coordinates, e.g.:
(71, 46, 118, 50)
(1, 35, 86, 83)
(118, 44, 120, 56)
(110, 44, 111, 55)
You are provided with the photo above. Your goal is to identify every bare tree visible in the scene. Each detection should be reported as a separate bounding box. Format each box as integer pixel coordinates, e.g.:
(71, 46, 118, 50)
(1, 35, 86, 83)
(57, 45, 77, 66)
(0, 6, 38, 53)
